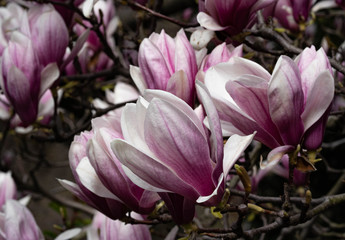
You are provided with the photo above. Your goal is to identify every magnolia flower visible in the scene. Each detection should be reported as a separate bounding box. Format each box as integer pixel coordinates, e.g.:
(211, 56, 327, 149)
(266, 0, 313, 32)
(204, 46, 334, 164)
(60, 114, 158, 219)
(0, 32, 59, 125)
(59, 130, 129, 220)
(197, 0, 276, 37)
(0, 200, 44, 240)
(130, 29, 198, 106)
(111, 82, 254, 223)
(0, 3, 67, 126)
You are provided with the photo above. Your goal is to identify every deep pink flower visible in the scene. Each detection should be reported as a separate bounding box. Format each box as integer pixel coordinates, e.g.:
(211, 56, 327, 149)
(197, 0, 276, 37)
(267, 0, 313, 32)
(204, 46, 334, 163)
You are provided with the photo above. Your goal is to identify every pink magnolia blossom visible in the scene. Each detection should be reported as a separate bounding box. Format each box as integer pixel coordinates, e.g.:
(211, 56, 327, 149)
(130, 29, 198, 106)
(59, 130, 129, 220)
(204, 46, 334, 164)
(111, 82, 254, 224)
(60, 114, 158, 220)
(266, 0, 313, 32)
(0, 32, 59, 125)
(197, 0, 276, 37)
(0, 200, 44, 240)
(0, 3, 68, 126)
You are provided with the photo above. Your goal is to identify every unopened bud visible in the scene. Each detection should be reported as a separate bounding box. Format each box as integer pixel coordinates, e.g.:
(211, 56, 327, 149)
(235, 164, 252, 194)
(247, 203, 264, 213)
(305, 190, 312, 205)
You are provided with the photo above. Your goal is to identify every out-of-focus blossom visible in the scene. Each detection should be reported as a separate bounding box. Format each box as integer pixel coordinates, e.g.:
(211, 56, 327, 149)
(52, 0, 84, 26)
(0, 3, 26, 55)
(312, 0, 341, 12)
(92, 82, 139, 116)
(0, 32, 59, 125)
(65, 0, 118, 75)
(197, 0, 276, 37)
(237, 155, 306, 192)
(267, 0, 313, 32)
(204, 46, 334, 164)
(0, 200, 44, 240)
(56, 212, 152, 240)
(130, 29, 198, 106)
(336, 0, 345, 8)
(111, 82, 254, 223)
(271, 156, 307, 186)
(0, 172, 16, 208)
(0, 3, 68, 126)
(89, 212, 151, 240)
(0, 89, 61, 128)
(28, 4, 69, 66)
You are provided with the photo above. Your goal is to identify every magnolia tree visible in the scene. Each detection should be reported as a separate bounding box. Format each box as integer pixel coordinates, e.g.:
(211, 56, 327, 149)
(0, 0, 345, 239)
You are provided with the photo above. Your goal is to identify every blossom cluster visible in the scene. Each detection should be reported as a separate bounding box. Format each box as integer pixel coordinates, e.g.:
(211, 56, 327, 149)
(63, 32, 334, 226)
(0, 0, 340, 239)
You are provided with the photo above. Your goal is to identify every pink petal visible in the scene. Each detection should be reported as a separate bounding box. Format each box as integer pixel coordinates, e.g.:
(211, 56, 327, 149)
(166, 70, 194, 106)
(138, 39, 172, 90)
(223, 133, 255, 178)
(144, 98, 214, 196)
(260, 145, 295, 169)
(144, 90, 206, 139)
(197, 12, 227, 31)
(196, 81, 223, 165)
(111, 139, 200, 199)
(301, 71, 334, 131)
(226, 75, 283, 143)
(268, 56, 304, 146)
